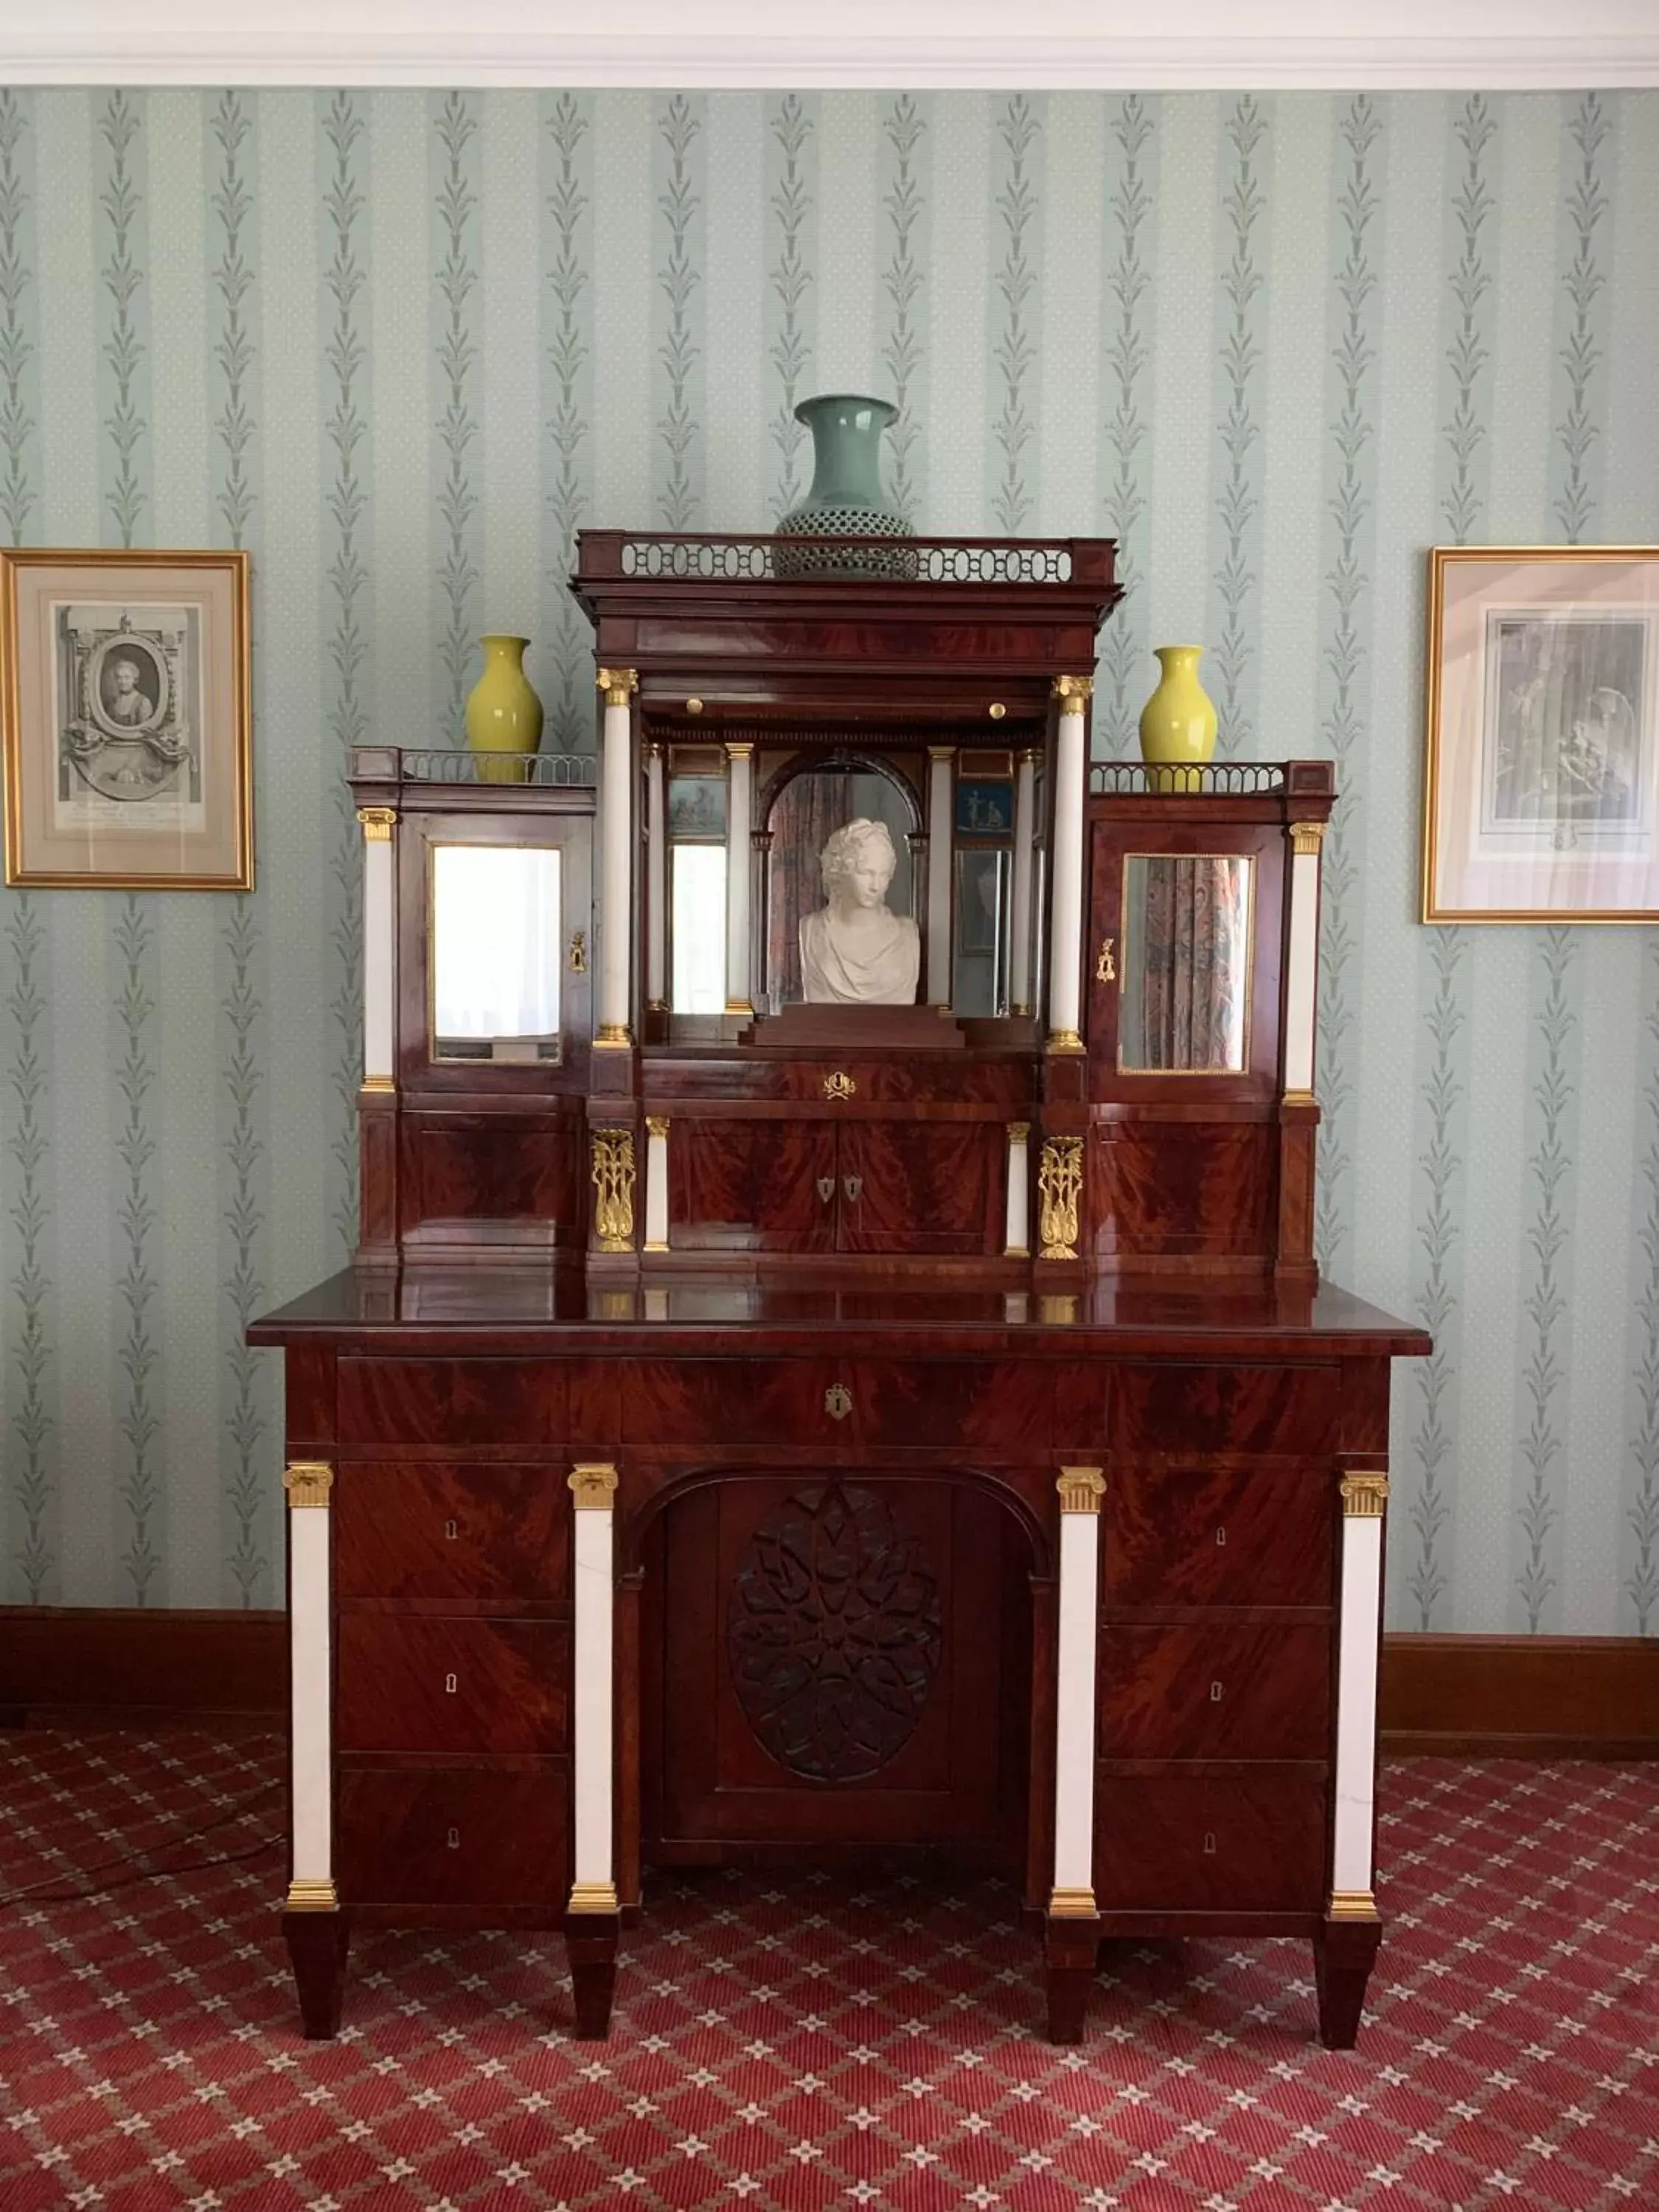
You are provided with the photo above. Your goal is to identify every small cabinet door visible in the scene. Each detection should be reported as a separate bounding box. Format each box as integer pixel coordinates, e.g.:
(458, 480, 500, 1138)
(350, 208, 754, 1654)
(1086, 821, 1284, 1102)
(836, 1120, 1001, 1256)
(669, 1117, 837, 1252)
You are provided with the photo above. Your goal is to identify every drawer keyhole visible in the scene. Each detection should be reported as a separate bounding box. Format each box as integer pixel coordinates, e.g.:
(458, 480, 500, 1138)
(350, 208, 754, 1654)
(1203, 1832, 1217, 1856)
(1214, 1526, 1227, 1547)
(446, 1826, 461, 1850)
(444, 1672, 458, 1695)
(1210, 1680, 1224, 1703)
(444, 1518, 459, 1541)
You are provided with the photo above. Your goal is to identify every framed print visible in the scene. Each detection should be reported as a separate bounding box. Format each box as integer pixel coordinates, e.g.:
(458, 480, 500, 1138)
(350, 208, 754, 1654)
(956, 779, 1013, 837)
(666, 773, 726, 841)
(2, 549, 251, 888)
(1422, 546, 1659, 922)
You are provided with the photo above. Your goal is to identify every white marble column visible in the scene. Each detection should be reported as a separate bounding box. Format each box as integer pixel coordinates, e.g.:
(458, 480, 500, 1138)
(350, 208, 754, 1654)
(284, 1462, 336, 1911)
(568, 1464, 619, 1914)
(725, 742, 754, 1015)
(645, 742, 667, 1012)
(644, 1117, 669, 1252)
(1046, 680, 1091, 1053)
(356, 809, 397, 1091)
(1004, 1120, 1031, 1257)
(926, 747, 955, 1009)
(1009, 749, 1038, 1018)
(1051, 1467, 1105, 1916)
(596, 668, 638, 1048)
(1330, 1472, 1388, 1919)
(1284, 820, 1326, 1100)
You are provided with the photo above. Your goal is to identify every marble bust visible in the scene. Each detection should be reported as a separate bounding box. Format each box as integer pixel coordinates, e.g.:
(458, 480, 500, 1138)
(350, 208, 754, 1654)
(800, 818, 920, 1005)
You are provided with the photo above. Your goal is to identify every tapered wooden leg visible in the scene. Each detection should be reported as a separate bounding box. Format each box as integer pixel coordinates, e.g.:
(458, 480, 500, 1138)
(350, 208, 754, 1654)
(1043, 1912, 1099, 2045)
(282, 1910, 349, 2040)
(1314, 1915, 1380, 2049)
(566, 1912, 619, 2038)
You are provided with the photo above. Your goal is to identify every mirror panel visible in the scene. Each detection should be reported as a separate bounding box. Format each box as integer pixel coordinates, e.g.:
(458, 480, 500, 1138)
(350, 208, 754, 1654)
(1119, 852, 1253, 1074)
(952, 846, 1011, 1017)
(432, 843, 563, 1061)
(671, 843, 728, 1013)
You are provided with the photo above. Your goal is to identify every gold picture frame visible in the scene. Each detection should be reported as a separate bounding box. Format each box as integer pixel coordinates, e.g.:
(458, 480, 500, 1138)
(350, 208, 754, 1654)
(1422, 545, 1659, 923)
(2, 547, 252, 889)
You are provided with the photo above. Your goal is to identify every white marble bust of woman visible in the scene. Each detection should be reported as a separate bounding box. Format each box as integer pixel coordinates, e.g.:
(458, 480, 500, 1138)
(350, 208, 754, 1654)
(799, 817, 920, 1005)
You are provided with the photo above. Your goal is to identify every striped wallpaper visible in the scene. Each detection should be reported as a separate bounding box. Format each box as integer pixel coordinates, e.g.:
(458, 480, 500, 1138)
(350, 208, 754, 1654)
(0, 87, 1655, 1630)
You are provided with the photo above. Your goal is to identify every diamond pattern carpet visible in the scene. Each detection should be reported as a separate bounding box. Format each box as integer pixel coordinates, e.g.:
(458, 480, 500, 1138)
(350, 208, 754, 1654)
(1, 1729, 1655, 2209)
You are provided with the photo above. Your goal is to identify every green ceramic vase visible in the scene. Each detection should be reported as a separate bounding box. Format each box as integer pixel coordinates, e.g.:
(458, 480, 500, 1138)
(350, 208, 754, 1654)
(1138, 646, 1217, 790)
(774, 393, 917, 579)
(464, 635, 543, 785)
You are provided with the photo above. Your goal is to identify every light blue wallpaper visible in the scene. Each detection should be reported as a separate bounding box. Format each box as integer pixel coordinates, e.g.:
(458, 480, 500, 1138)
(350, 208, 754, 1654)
(0, 87, 1656, 1630)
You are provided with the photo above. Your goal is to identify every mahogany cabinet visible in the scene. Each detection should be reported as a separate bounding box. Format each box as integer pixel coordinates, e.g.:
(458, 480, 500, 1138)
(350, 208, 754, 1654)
(254, 533, 1428, 2054)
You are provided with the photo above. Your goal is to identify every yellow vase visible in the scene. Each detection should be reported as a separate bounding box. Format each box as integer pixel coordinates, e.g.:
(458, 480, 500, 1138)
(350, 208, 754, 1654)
(464, 635, 543, 786)
(1138, 645, 1217, 790)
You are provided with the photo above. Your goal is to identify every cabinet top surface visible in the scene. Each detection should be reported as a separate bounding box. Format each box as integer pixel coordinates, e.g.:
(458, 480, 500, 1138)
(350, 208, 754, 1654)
(249, 1268, 1429, 1360)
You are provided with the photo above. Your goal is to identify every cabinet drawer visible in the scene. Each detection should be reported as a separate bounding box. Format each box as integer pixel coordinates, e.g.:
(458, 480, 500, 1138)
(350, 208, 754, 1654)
(335, 1462, 568, 1604)
(1112, 1364, 1340, 1456)
(337, 1765, 567, 1907)
(1094, 1770, 1326, 1911)
(846, 1360, 1051, 1450)
(624, 1360, 841, 1450)
(1104, 1462, 1332, 1608)
(336, 1617, 568, 1754)
(338, 1358, 566, 1450)
(1097, 1624, 1330, 1759)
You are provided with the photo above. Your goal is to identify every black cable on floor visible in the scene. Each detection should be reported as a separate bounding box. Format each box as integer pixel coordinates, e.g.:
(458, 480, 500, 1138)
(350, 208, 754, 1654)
(0, 1779, 284, 1909)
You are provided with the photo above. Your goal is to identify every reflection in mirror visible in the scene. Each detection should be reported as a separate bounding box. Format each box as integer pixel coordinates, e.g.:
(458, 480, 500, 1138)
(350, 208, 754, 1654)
(671, 843, 727, 1012)
(764, 759, 916, 1009)
(1119, 853, 1252, 1073)
(432, 844, 562, 1061)
(953, 846, 1011, 1016)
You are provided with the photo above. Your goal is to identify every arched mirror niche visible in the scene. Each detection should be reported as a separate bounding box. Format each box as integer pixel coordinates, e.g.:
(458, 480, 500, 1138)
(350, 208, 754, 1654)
(760, 752, 920, 1012)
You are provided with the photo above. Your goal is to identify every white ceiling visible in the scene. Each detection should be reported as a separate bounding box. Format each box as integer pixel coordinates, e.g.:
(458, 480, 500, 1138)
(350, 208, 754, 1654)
(4, 0, 1658, 88)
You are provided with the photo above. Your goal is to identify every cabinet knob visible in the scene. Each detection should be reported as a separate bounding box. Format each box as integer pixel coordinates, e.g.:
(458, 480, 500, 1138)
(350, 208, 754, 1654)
(444, 1518, 459, 1541)
(444, 1672, 457, 1694)
(1210, 1680, 1225, 1702)
(1203, 1832, 1217, 1856)
(1214, 1526, 1227, 1547)
(446, 1826, 461, 1850)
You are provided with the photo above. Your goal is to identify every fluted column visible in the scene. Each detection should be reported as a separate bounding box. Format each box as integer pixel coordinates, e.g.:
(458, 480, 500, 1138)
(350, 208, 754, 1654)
(926, 746, 955, 1008)
(725, 742, 754, 1017)
(1046, 678, 1091, 1053)
(595, 667, 638, 1048)
(645, 742, 667, 1013)
(1009, 748, 1037, 1018)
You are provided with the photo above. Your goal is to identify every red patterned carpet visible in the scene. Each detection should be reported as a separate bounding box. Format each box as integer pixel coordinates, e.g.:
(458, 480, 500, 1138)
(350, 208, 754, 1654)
(1, 1731, 1655, 2210)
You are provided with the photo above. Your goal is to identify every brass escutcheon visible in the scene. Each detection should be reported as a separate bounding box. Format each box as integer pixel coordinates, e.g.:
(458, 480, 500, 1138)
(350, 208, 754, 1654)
(824, 1383, 853, 1422)
(823, 1071, 857, 1101)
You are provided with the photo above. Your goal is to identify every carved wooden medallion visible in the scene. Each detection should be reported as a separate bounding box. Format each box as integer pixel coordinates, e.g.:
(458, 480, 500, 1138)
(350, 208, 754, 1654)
(727, 1482, 942, 1783)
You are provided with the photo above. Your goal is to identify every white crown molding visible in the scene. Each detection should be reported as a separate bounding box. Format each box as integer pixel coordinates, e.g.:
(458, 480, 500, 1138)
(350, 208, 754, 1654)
(6, 2, 1659, 89)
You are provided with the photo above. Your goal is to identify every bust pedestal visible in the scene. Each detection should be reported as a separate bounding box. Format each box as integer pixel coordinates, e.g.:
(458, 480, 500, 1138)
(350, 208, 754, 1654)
(738, 1004, 967, 1051)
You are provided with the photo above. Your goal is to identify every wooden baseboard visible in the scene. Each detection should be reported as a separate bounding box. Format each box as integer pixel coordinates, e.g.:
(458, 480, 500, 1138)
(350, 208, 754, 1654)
(3, 1610, 1654, 1756)
(0, 1605, 288, 1727)
(1378, 1632, 1659, 1759)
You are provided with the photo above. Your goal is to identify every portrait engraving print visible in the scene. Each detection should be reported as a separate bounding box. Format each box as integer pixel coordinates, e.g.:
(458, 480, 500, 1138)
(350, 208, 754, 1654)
(799, 817, 921, 1004)
(55, 605, 201, 821)
(2, 549, 250, 890)
(727, 1481, 942, 1784)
